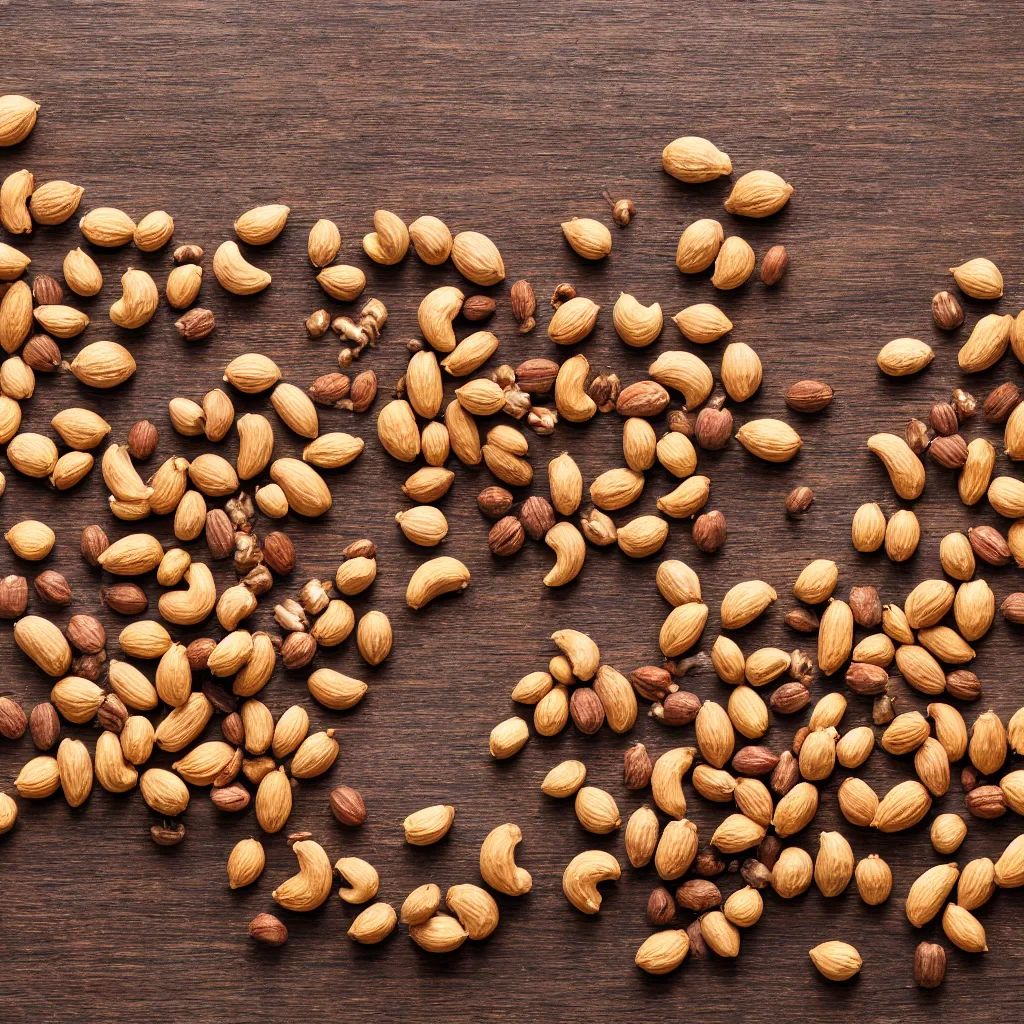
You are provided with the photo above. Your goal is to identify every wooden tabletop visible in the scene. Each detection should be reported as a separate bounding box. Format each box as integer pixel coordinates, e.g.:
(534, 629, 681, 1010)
(3, 3, 1024, 1021)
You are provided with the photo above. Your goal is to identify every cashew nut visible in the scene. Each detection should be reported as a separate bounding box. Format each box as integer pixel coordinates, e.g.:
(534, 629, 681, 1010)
(363, 208, 409, 264)
(613, 292, 663, 348)
(657, 475, 711, 518)
(236, 413, 275, 479)
(446, 884, 499, 940)
(554, 353, 597, 423)
(418, 285, 464, 352)
(648, 350, 714, 410)
(109, 267, 159, 328)
(406, 555, 470, 610)
(101, 443, 153, 503)
(272, 839, 333, 912)
(550, 628, 600, 681)
(479, 823, 533, 896)
(334, 856, 380, 904)
(544, 521, 585, 587)
(867, 432, 926, 500)
(158, 562, 218, 626)
(213, 240, 271, 295)
(562, 849, 621, 914)
(217, 583, 258, 631)
(651, 746, 698, 819)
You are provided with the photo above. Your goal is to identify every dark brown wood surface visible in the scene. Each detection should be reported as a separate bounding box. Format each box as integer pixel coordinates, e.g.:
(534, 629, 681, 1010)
(3, 3, 1024, 1021)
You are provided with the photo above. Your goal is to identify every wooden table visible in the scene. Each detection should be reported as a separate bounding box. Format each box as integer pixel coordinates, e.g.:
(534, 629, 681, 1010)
(3, 3, 1023, 1021)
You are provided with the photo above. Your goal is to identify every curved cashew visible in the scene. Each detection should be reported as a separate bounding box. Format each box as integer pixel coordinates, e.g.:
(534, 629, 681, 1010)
(648, 351, 714, 410)
(409, 215, 453, 264)
(158, 562, 217, 626)
(867, 432, 926, 500)
(657, 475, 711, 519)
(613, 292, 663, 348)
(651, 746, 698, 819)
(217, 583, 258, 631)
(446, 884, 499, 940)
(272, 840, 333, 912)
(109, 268, 159, 329)
(149, 456, 190, 515)
(1, 168, 33, 234)
(418, 285, 464, 352)
(363, 209, 409, 265)
(562, 849, 621, 914)
(236, 413, 275, 479)
(554, 353, 597, 423)
(406, 556, 470, 610)
(479, 823, 532, 895)
(101, 443, 153, 503)
(335, 856, 380, 904)
(213, 240, 271, 295)
(550, 629, 600, 681)
(544, 521, 585, 587)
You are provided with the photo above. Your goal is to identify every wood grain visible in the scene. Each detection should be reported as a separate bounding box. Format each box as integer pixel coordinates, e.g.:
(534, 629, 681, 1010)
(2, 2, 1024, 1021)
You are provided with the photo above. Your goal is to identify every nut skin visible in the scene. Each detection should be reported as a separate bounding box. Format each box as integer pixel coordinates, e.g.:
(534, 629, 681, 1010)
(510, 280, 537, 332)
(0, 696, 27, 739)
(187, 638, 216, 671)
(97, 693, 128, 733)
(785, 380, 833, 413)
(785, 486, 814, 516)
(694, 406, 732, 449)
(519, 495, 556, 541)
(624, 742, 653, 789)
(205, 510, 235, 560)
(343, 538, 377, 560)
(966, 784, 1006, 819)
(945, 670, 981, 701)
(65, 614, 106, 653)
(969, 525, 1011, 566)
(127, 420, 159, 459)
(151, 823, 186, 846)
(249, 913, 288, 946)
(569, 687, 605, 734)
(675, 879, 721, 912)
(961, 766, 979, 792)
(929, 403, 958, 436)
(80, 525, 109, 566)
(281, 631, 316, 669)
(760, 245, 790, 285)
(0, 574, 29, 618)
(849, 585, 882, 628)
(174, 307, 215, 340)
(929, 434, 968, 469)
(346, 370, 378, 412)
(692, 511, 726, 553)
(784, 608, 819, 633)
(462, 295, 496, 321)
(771, 681, 811, 714)
(983, 382, 1021, 423)
(29, 702, 60, 749)
(693, 849, 725, 877)
(488, 516, 525, 556)
(32, 274, 64, 305)
(915, 941, 946, 988)
(686, 919, 707, 960)
(515, 358, 558, 393)
(34, 570, 72, 607)
(647, 886, 676, 926)
(23, 334, 63, 372)
(330, 785, 367, 826)
(932, 290, 964, 330)
(221, 712, 245, 746)
(100, 583, 148, 615)
(652, 690, 701, 727)
(732, 746, 779, 776)
(477, 486, 514, 519)
(309, 372, 351, 406)
(263, 532, 297, 575)
(757, 836, 782, 871)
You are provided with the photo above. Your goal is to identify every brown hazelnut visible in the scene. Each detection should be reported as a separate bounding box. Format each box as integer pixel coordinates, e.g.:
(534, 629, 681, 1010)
(127, 419, 159, 459)
(519, 495, 556, 541)
(983, 382, 1021, 423)
(646, 886, 676, 926)
(0, 574, 29, 618)
(569, 687, 605, 735)
(80, 524, 109, 566)
(262, 531, 297, 575)
(760, 244, 790, 285)
(929, 402, 959, 436)
(694, 405, 732, 450)
(849, 585, 882, 628)
(65, 613, 106, 653)
(785, 485, 814, 516)
(915, 941, 946, 988)
(692, 510, 726, 553)
(330, 785, 367, 826)
(29, 702, 60, 750)
(931, 290, 964, 330)
(33, 570, 72, 607)
(623, 742, 653, 790)
(488, 516, 525, 556)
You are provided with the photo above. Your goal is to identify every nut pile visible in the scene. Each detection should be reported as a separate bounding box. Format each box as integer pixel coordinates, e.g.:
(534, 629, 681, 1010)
(3, 99, 1024, 986)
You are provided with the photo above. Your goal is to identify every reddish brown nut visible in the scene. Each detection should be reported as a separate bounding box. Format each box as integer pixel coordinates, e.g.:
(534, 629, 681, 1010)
(488, 516, 525, 556)
(65, 613, 106, 654)
(80, 525, 109, 566)
(784, 380, 833, 413)
(845, 661, 889, 695)
(983, 382, 1021, 423)
(760, 244, 789, 286)
(731, 746, 779, 776)
(204, 509, 234, 560)
(22, 333, 62, 372)
(515, 358, 558, 394)
(770, 681, 811, 714)
(929, 403, 959, 436)
(929, 434, 969, 469)
(569, 687, 605, 734)
(849, 585, 882, 628)
(624, 742, 653, 790)
(330, 785, 367, 826)
(693, 849, 726, 878)
(615, 380, 670, 418)
(692, 510, 726, 553)
(510, 280, 537, 332)
(675, 878, 722, 912)
(0, 574, 29, 618)
(462, 295, 496, 321)
(931, 290, 964, 330)
(945, 669, 981, 701)
(33, 570, 71, 607)
(100, 582, 149, 615)
(96, 693, 128, 733)
(905, 417, 931, 455)
(477, 486, 514, 519)
(519, 495, 555, 541)
(222, 712, 245, 746)
(263, 532, 297, 575)
(29, 702, 60, 750)
(249, 913, 288, 946)
(784, 607, 819, 633)
(785, 486, 814, 516)
(0, 696, 27, 739)
(694, 406, 732, 449)
(342, 539, 377, 560)
(965, 784, 1006, 819)
(211, 784, 250, 812)
(969, 525, 1011, 566)
(740, 858, 773, 889)
(32, 274, 63, 305)
(757, 835, 782, 871)
(647, 886, 676, 926)
(309, 372, 351, 406)
(915, 941, 946, 989)
(127, 420, 159, 459)
(651, 690, 700, 726)
(186, 637, 216, 672)
(686, 919, 707, 960)
(72, 652, 106, 682)
(770, 750, 800, 795)
(280, 631, 316, 670)
(173, 244, 204, 263)
(630, 665, 676, 702)
(344, 370, 378, 412)
(151, 823, 186, 846)
(174, 307, 215, 341)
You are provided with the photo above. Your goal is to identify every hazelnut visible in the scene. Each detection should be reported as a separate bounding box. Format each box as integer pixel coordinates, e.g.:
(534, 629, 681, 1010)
(931, 290, 964, 330)
(127, 419, 159, 459)
(519, 495, 555, 541)
(692, 510, 726, 553)
(262, 531, 297, 575)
